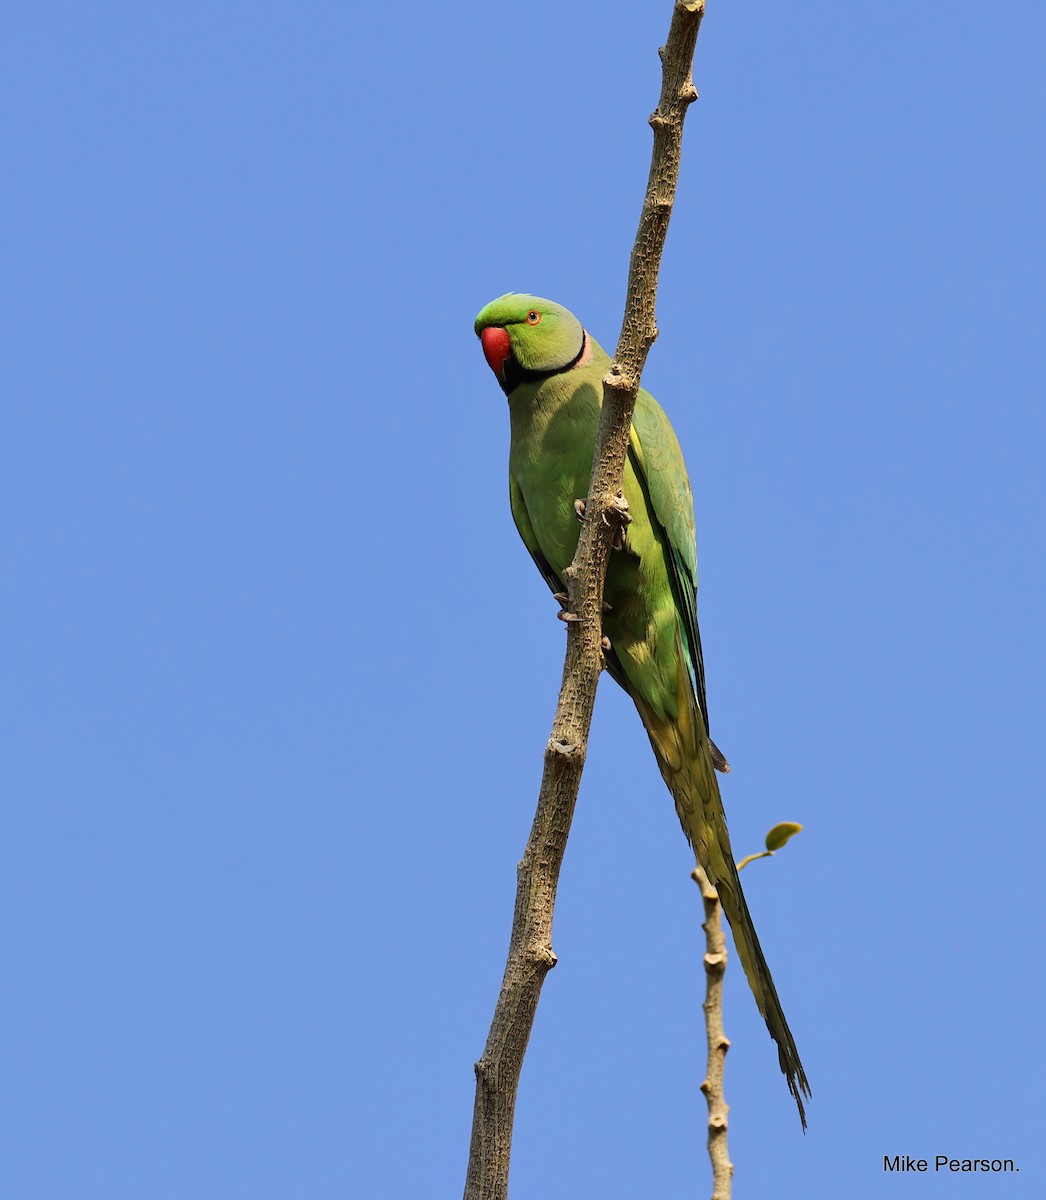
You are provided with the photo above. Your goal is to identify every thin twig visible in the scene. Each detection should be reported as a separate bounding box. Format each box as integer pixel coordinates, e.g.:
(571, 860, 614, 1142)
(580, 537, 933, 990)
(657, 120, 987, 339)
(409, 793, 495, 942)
(693, 865, 734, 1200)
(736, 850, 773, 871)
(463, 5, 707, 1198)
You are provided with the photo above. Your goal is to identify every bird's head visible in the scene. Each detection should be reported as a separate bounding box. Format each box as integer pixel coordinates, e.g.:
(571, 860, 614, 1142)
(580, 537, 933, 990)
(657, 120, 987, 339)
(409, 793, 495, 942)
(474, 294, 587, 393)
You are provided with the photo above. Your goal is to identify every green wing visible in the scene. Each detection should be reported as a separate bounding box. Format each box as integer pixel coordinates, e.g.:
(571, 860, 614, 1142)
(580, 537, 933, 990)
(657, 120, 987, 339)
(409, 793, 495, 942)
(631, 391, 728, 770)
(509, 474, 564, 596)
(511, 408, 728, 771)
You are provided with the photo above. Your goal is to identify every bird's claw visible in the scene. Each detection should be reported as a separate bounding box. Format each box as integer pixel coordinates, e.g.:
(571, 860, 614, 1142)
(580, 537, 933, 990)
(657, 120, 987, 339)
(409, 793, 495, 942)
(602, 493, 632, 526)
(554, 591, 584, 622)
(573, 498, 587, 522)
(602, 493, 632, 551)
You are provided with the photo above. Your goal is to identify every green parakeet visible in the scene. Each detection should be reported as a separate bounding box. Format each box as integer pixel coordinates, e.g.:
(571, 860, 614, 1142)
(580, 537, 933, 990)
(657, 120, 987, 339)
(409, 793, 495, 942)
(475, 293, 810, 1125)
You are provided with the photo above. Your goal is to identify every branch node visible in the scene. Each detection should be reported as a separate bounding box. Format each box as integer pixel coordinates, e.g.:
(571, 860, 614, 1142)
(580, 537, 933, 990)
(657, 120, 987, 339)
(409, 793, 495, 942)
(605, 363, 627, 386)
(528, 945, 558, 970)
(547, 737, 578, 758)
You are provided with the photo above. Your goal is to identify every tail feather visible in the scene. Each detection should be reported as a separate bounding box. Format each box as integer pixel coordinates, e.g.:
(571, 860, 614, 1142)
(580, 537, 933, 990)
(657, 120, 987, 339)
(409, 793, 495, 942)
(712, 849, 811, 1128)
(635, 685, 811, 1128)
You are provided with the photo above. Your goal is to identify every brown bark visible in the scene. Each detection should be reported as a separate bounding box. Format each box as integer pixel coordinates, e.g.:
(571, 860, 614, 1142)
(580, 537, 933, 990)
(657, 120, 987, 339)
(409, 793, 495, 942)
(693, 865, 734, 1200)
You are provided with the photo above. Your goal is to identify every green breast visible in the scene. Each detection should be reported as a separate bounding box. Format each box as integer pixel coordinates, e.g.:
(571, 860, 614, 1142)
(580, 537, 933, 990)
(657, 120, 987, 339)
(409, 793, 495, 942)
(507, 368, 604, 578)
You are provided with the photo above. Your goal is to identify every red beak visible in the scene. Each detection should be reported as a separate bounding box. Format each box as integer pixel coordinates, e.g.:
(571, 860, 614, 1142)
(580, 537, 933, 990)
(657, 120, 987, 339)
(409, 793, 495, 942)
(480, 326, 512, 381)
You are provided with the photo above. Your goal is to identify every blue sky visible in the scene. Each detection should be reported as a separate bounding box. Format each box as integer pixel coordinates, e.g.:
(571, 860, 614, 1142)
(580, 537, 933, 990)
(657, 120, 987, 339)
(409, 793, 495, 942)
(3, 2, 1044, 1196)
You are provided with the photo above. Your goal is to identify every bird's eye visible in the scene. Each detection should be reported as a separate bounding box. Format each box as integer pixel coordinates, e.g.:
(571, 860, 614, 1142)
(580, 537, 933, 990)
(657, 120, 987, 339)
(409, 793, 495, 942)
(526, 310, 541, 325)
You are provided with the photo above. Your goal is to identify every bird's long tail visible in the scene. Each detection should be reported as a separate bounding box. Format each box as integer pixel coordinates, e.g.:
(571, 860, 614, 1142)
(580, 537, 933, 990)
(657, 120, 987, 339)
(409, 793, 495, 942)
(633, 674, 811, 1128)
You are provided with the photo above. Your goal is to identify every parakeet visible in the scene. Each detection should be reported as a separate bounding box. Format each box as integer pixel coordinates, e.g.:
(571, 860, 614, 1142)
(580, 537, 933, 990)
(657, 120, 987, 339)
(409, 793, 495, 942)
(475, 293, 810, 1125)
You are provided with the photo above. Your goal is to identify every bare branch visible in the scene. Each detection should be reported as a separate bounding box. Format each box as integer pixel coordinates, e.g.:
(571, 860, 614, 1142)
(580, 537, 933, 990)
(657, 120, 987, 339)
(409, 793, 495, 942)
(693, 865, 734, 1200)
(463, 4, 707, 1198)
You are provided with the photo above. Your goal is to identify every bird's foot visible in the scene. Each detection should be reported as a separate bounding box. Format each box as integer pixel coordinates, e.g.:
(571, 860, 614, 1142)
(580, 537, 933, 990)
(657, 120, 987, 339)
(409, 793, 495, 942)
(553, 591, 609, 623)
(552, 591, 586, 622)
(602, 492, 632, 526)
(573, 498, 587, 522)
(603, 492, 632, 551)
